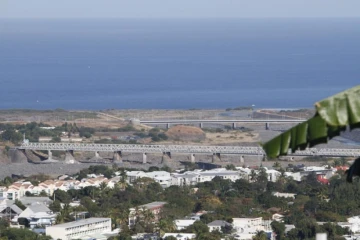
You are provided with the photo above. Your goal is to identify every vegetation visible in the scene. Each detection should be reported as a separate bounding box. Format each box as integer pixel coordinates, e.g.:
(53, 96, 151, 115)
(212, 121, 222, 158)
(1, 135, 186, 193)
(0, 163, 355, 239)
(0, 228, 51, 240)
(263, 85, 360, 158)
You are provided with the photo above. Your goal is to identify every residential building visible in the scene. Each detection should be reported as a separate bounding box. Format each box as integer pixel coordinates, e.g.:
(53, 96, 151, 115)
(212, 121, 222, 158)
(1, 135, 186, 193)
(265, 169, 281, 182)
(171, 168, 242, 187)
(290, 168, 334, 182)
(45, 217, 111, 240)
(146, 171, 172, 188)
(129, 202, 167, 227)
(126, 171, 148, 183)
(207, 220, 231, 233)
(171, 173, 198, 186)
(174, 219, 196, 230)
(0, 199, 23, 222)
(232, 217, 267, 239)
(18, 197, 53, 207)
(19, 203, 56, 228)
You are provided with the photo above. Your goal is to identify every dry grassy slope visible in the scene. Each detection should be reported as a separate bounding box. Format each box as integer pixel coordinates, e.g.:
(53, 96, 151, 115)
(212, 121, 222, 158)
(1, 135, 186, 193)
(0, 147, 10, 164)
(166, 125, 206, 142)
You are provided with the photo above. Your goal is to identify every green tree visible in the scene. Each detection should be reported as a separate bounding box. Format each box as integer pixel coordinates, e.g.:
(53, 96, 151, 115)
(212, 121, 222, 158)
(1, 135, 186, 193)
(53, 189, 71, 204)
(295, 218, 319, 239)
(185, 220, 209, 236)
(0, 129, 22, 143)
(252, 231, 268, 240)
(0, 228, 51, 240)
(271, 221, 285, 240)
(118, 232, 132, 240)
(49, 200, 62, 212)
(164, 236, 177, 240)
(14, 199, 26, 210)
(225, 164, 236, 170)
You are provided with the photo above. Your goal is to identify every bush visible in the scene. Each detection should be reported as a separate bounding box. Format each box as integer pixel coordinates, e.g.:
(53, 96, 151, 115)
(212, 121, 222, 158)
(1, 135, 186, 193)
(118, 125, 136, 132)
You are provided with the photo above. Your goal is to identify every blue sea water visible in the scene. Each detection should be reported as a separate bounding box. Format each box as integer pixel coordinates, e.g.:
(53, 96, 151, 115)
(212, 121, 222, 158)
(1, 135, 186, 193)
(0, 18, 359, 110)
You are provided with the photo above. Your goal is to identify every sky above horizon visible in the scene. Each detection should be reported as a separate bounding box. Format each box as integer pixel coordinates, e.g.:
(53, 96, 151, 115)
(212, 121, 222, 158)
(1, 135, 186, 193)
(1, 0, 360, 19)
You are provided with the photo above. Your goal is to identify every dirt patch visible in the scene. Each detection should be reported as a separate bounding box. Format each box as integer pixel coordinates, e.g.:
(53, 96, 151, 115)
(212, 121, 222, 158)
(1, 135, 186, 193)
(204, 131, 259, 145)
(166, 125, 206, 142)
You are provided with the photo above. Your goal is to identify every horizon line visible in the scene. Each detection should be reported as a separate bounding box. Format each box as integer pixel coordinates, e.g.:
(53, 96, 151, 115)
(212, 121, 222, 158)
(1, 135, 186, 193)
(1, 16, 360, 20)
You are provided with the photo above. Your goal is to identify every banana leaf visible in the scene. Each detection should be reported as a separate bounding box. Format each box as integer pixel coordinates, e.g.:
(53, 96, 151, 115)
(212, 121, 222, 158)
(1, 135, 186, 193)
(262, 85, 360, 158)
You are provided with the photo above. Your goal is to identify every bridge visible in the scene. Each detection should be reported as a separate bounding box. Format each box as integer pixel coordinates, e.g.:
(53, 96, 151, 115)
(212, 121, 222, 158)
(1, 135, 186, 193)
(15, 142, 360, 164)
(138, 119, 306, 129)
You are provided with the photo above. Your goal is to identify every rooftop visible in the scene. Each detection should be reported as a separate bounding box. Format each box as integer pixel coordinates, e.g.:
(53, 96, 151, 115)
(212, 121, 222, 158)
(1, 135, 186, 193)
(207, 220, 231, 227)
(47, 217, 110, 228)
(138, 201, 167, 210)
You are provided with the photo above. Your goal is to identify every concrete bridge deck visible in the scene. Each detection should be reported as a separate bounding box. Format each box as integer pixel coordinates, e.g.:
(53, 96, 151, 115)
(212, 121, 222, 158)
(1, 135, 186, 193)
(140, 119, 305, 124)
(17, 142, 360, 157)
(18, 142, 263, 155)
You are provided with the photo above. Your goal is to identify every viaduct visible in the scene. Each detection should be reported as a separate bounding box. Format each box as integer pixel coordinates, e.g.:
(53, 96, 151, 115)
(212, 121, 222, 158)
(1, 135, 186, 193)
(138, 119, 306, 130)
(12, 142, 360, 164)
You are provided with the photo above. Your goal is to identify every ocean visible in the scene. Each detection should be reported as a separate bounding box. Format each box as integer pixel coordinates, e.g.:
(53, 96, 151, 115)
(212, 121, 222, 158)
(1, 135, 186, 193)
(0, 18, 359, 110)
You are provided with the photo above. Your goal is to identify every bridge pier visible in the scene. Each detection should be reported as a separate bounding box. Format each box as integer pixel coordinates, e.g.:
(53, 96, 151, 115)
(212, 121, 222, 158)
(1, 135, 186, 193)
(89, 151, 103, 162)
(199, 123, 203, 128)
(232, 122, 236, 129)
(65, 150, 77, 164)
(162, 152, 171, 164)
(240, 155, 244, 163)
(47, 150, 53, 160)
(166, 123, 171, 129)
(212, 153, 221, 163)
(142, 153, 147, 164)
(8, 149, 27, 163)
(265, 122, 270, 130)
(190, 153, 195, 163)
(113, 151, 122, 163)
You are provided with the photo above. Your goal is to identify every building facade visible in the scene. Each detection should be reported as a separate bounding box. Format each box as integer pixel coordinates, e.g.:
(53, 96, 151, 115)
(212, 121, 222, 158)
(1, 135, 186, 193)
(46, 217, 111, 240)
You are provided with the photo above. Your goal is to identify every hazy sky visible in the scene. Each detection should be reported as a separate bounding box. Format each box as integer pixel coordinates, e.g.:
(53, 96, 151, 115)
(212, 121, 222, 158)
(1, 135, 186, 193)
(1, 0, 360, 19)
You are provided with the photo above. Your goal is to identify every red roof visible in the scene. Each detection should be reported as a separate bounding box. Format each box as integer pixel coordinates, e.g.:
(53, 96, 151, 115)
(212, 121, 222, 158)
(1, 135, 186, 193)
(317, 175, 329, 185)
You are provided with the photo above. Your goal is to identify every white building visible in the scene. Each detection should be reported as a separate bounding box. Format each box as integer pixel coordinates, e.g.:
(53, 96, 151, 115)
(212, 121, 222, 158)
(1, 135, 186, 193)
(163, 233, 196, 240)
(266, 169, 281, 182)
(232, 217, 269, 239)
(174, 219, 196, 230)
(272, 192, 296, 199)
(146, 171, 172, 188)
(171, 168, 242, 186)
(197, 169, 241, 182)
(126, 171, 148, 183)
(343, 216, 360, 233)
(46, 217, 111, 240)
(171, 173, 198, 186)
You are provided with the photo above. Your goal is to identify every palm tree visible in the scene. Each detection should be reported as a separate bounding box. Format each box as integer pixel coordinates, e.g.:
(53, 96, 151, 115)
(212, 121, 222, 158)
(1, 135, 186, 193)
(99, 182, 107, 191)
(263, 85, 360, 158)
(118, 171, 129, 191)
(55, 204, 73, 224)
(316, 187, 328, 201)
(110, 208, 129, 229)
